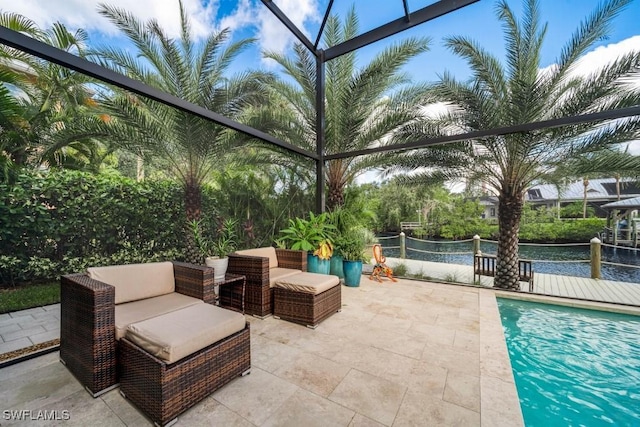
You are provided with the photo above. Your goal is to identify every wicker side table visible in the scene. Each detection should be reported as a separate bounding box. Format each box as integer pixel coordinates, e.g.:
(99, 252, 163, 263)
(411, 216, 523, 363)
(217, 274, 246, 314)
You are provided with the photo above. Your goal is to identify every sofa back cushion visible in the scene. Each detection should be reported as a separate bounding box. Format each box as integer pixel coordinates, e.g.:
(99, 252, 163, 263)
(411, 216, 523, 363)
(235, 247, 278, 269)
(87, 261, 175, 304)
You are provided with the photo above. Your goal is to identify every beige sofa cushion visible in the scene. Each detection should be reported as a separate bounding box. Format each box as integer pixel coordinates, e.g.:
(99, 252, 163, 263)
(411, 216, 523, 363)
(114, 293, 203, 340)
(126, 304, 246, 364)
(235, 247, 278, 269)
(88, 261, 175, 304)
(269, 267, 302, 287)
(273, 272, 340, 295)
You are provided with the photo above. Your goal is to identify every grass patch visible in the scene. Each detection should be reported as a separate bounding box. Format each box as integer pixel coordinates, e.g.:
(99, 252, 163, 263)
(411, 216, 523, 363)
(444, 273, 459, 283)
(392, 263, 408, 277)
(0, 282, 60, 314)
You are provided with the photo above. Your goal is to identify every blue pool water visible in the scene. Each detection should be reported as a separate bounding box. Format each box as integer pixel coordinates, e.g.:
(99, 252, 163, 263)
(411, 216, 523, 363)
(497, 298, 640, 426)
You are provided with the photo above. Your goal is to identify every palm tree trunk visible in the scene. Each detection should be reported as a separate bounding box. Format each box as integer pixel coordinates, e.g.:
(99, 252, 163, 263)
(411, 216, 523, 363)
(185, 176, 202, 222)
(327, 180, 344, 211)
(136, 155, 144, 182)
(495, 190, 523, 290)
(582, 177, 589, 219)
(184, 175, 203, 264)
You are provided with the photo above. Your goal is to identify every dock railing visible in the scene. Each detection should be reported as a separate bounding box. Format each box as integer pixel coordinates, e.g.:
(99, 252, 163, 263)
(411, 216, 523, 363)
(377, 232, 640, 282)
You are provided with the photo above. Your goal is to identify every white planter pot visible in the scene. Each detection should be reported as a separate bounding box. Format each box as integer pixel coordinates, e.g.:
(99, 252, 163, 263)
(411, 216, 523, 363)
(205, 256, 229, 283)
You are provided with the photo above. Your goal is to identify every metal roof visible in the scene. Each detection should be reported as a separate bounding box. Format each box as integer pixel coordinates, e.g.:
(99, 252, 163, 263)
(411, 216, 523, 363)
(601, 196, 640, 210)
(526, 179, 640, 203)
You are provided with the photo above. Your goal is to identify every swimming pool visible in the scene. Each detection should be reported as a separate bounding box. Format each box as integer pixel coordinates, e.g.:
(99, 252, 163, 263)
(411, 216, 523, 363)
(497, 298, 640, 426)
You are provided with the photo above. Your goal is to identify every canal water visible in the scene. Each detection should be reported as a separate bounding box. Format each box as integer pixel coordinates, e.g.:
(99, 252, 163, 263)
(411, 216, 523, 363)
(379, 236, 640, 284)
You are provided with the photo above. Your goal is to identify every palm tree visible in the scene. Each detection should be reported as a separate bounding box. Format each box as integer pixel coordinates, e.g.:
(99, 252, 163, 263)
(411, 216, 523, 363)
(94, 1, 273, 261)
(387, 0, 640, 289)
(0, 12, 106, 174)
(263, 7, 430, 210)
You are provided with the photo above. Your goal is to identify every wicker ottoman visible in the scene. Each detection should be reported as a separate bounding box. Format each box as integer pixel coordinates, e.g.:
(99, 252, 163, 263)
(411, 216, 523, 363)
(119, 304, 250, 426)
(273, 272, 341, 328)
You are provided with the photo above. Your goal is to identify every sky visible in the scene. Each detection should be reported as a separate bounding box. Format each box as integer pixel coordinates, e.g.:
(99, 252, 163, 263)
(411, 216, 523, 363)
(4, 0, 639, 80)
(1, 0, 639, 161)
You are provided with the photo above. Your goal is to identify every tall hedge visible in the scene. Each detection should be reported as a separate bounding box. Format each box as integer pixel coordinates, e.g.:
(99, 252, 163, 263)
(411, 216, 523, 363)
(0, 170, 187, 286)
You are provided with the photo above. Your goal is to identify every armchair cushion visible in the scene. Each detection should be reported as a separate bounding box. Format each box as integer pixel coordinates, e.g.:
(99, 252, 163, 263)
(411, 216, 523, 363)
(234, 247, 279, 269)
(87, 261, 175, 304)
(114, 293, 203, 340)
(268, 267, 302, 286)
(125, 303, 246, 364)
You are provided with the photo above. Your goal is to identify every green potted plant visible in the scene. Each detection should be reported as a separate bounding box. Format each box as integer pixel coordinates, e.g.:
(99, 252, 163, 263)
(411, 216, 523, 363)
(189, 218, 238, 282)
(330, 234, 347, 279)
(339, 230, 367, 287)
(276, 212, 335, 274)
(327, 206, 371, 279)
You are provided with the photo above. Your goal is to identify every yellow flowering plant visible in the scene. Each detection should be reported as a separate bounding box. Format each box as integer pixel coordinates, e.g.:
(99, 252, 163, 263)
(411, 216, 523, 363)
(313, 239, 334, 260)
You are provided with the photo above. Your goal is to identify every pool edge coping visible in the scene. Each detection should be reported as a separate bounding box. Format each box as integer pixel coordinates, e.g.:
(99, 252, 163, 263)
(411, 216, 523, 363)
(479, 288, 526, 426)
(494, 291, 640, 316)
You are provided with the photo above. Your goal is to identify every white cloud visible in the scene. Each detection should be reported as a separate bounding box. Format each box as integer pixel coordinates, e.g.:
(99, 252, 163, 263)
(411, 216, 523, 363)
(256, 0, 319, 54)
(0, 0, 219, 40)
(572, 35, 640, 79)
(219, 0, 256, 34)
(218, 0, 320, 65)
(540, 35, 640, 88)
(1, 0, 321, 64)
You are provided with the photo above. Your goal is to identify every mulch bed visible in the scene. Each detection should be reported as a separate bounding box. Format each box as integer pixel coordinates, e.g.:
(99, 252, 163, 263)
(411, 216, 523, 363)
(0, 339, 59, 363)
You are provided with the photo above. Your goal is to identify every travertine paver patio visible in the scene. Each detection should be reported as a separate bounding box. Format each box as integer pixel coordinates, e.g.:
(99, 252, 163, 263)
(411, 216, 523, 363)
(0, 278, 523, 426)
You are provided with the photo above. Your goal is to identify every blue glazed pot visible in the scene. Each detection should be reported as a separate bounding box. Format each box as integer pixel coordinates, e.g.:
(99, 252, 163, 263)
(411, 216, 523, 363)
(343, 260, 363, 287)
(330, 255, 345, 279)
(307, 253, 330, 274)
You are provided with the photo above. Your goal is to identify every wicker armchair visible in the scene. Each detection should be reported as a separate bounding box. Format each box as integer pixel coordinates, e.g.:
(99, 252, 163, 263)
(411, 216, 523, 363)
(60, 261, 235, 397)
(227, 248, 306, 318)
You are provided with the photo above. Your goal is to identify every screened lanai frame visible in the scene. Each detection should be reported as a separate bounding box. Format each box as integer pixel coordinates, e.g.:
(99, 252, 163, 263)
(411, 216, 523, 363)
(1, 0, 639, 212)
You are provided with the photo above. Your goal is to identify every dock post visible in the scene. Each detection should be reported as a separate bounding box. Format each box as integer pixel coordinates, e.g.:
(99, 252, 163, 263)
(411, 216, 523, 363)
(473, 235, 480, 254)
(400, 232, 406, 259)
(590, 237, 601, 279)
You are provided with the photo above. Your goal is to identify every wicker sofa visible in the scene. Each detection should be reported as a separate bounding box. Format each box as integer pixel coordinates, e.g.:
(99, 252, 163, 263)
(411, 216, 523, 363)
(227, 247, 306, 318)
(60, 261, 249, 425)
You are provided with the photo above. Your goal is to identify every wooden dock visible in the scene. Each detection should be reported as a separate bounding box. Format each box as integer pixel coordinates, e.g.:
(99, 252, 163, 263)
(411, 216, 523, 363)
(382, 257, 640, 306)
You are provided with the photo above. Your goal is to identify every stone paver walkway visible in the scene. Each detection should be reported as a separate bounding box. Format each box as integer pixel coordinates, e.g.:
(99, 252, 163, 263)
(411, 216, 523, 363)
(0, 278, 523, 426)
(0, 304, 60, 355)
(384, 257, 640, 306)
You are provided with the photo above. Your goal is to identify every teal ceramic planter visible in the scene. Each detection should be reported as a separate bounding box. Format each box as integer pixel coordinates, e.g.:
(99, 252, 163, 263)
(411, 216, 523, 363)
(343, 260, 363, 287)
(330, 255, 345, 279)
(307, 253, 330, 274)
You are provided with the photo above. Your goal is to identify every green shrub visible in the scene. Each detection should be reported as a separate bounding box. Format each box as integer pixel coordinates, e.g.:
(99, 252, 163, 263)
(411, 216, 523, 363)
(0, 170, 188, 286)
(519, 218, 604, 242)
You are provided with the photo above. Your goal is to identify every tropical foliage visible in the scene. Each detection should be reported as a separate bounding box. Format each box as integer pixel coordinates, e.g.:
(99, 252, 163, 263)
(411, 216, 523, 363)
(92, 1, 273, 262)
(386, 0, 640, 289)
(0, 12, 115, 179)
(1, 1, 638, 293)
(264, 7, 430, 209)
(276, 212, 336, 258)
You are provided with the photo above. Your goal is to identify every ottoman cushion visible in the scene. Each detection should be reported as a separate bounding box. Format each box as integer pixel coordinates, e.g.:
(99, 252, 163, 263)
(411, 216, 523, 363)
(115, 293, 203, 340)
(126, 304, 246, 363)
(269, 267, 303, 286)
(274, 272, 340, 295)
